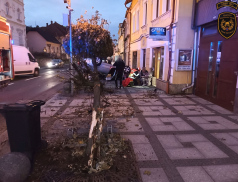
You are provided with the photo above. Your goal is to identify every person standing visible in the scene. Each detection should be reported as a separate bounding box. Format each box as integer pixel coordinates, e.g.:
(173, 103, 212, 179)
(113, 57, 125, 89)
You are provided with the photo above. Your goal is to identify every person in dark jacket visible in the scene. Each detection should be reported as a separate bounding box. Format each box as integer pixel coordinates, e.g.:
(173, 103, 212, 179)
(113, 57, 125, 88)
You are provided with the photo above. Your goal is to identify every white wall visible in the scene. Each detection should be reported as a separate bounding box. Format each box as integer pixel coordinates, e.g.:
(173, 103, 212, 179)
(27, 31, 46, 53)
(0, 0, 26, 47)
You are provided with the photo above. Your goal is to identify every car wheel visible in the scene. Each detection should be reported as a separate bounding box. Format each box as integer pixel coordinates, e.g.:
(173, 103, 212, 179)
(124, 66, 131, 74)
(33, 69, 40, 77)
(96, 58, 102, 66)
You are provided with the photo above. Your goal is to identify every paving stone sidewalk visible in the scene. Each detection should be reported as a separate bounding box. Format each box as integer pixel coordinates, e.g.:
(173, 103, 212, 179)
(102, 82, 238, 182)
(1, 81, 238, 182)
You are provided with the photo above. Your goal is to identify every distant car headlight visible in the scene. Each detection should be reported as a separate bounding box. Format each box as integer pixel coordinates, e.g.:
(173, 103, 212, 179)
(47, 62, 52, 67)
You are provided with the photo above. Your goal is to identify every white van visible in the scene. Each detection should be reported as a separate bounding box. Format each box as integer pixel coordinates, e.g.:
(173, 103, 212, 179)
(12, 45, 40, 77)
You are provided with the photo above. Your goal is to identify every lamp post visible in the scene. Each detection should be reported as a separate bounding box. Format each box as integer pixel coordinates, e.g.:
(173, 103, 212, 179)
(64, 0, 73, 95)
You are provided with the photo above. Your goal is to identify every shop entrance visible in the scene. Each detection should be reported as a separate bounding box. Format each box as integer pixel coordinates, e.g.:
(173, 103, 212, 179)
(153, 47, 164, 79)
(132, 51, 137, 69)
(196, 29, 238, 111)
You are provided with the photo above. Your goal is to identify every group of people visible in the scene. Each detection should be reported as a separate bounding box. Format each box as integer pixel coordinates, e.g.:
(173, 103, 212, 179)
(113, 57, 153, 89)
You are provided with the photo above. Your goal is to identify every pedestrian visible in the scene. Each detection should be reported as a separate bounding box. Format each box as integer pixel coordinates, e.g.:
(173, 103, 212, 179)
(113, 56, 125, 89)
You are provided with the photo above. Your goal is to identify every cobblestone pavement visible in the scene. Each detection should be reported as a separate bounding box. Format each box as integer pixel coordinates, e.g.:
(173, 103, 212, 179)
(103, 82, 238, 182)
(1, 81, 238, 182)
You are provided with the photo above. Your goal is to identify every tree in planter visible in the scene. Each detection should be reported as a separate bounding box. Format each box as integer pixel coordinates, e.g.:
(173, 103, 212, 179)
(62, 11, 114, 171)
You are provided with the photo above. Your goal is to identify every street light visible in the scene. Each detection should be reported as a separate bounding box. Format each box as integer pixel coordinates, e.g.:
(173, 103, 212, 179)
(64, 0, 73, 95)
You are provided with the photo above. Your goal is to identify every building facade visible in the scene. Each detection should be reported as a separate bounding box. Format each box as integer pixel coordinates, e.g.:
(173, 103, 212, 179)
(0, 0, 26, 46)
(124, 0, 195, 93)
(118, 23, 125, 60)
(124, 7, 131, 66)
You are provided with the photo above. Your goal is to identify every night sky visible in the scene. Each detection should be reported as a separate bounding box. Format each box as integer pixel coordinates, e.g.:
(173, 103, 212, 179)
(24, 0, 126, 38)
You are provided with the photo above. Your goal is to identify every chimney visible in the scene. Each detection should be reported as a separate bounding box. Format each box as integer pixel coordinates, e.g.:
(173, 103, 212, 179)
(51, 21, 53, 24)
(46, 23, 48, 26)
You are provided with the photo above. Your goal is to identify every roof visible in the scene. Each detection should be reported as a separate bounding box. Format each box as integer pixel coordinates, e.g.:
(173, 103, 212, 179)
(41, 22, 67, 38)
(27, 27, 61, 44)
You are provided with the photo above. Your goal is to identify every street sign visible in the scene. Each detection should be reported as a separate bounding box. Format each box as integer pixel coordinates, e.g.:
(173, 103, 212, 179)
(149, 27, 168, 41)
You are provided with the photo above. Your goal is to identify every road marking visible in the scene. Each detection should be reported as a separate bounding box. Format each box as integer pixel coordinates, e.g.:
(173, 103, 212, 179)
(25, 76, 41, 81)
(8, 83, 14, 85)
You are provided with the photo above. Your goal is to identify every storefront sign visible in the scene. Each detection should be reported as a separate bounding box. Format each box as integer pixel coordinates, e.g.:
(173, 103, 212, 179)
(149, 27, 168, 41)
(176, 49, 193, 71)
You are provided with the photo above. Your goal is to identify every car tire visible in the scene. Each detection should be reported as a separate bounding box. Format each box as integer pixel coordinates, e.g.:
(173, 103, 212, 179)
(124, 66, 131, 74)
(33, 69, 40, 77)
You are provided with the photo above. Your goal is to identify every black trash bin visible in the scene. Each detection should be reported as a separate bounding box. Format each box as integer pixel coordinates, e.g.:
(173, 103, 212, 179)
(0, 100, 45, 158)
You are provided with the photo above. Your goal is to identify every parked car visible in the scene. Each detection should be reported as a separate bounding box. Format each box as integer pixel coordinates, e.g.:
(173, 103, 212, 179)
(47, 59, 64, 68)
(12, 45, 40, 77)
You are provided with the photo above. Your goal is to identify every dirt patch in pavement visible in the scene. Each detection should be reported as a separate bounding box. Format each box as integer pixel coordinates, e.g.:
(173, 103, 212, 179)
(27, 133, 141, 182)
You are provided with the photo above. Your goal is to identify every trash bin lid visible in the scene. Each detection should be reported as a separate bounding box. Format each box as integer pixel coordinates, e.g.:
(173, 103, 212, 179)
(2, 100, 45, 112)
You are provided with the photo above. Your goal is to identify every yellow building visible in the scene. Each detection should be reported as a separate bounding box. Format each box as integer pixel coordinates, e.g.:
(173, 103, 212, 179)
(125, 0, 195, 94)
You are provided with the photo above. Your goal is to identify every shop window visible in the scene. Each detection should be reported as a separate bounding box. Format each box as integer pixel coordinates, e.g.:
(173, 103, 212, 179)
(132, 51, 137, 69)
(159, 48, 164, 79)
(206, 42, 214, 95)
(142, 49, 146, 68)
(213, 41, 222, 97)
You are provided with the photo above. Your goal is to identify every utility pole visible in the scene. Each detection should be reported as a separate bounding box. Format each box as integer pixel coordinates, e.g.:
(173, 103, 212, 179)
(64, 0, 73, 95)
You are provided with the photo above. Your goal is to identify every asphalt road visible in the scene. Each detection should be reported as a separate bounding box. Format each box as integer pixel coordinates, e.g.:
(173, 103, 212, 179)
(0, 66, 67, 104)
(0, 66, 68, 134)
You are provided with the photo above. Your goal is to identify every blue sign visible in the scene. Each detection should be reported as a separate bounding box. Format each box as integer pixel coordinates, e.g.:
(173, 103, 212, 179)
(150, 27, 166, 36)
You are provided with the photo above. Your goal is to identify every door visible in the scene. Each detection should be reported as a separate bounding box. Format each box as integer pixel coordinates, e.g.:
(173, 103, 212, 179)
(132, 51, 137, 69)
(142, 49, 146, 68)
(154, 47, 164, 79)
(196, 37, 238, 111)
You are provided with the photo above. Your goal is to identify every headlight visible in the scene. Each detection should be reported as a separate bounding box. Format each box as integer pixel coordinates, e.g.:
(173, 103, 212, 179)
(47, 62, 52, 67)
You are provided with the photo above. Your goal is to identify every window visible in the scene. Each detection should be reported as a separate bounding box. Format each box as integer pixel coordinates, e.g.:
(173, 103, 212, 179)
(17, 8, 21, 20)
(145, 2, 147, 25)
(206, 42, 214, 95)
(213, 41, 223, 97)
(28, 53, 35, 62)
(18, 31, 23, 46)
(133, 14, 135, 32)
(5, 2, 9, 15)
(156, 0, 160, 18)
(166, 0, 170, 11)
(143, 1, 147, 25)
(137, 10, 139, 30)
